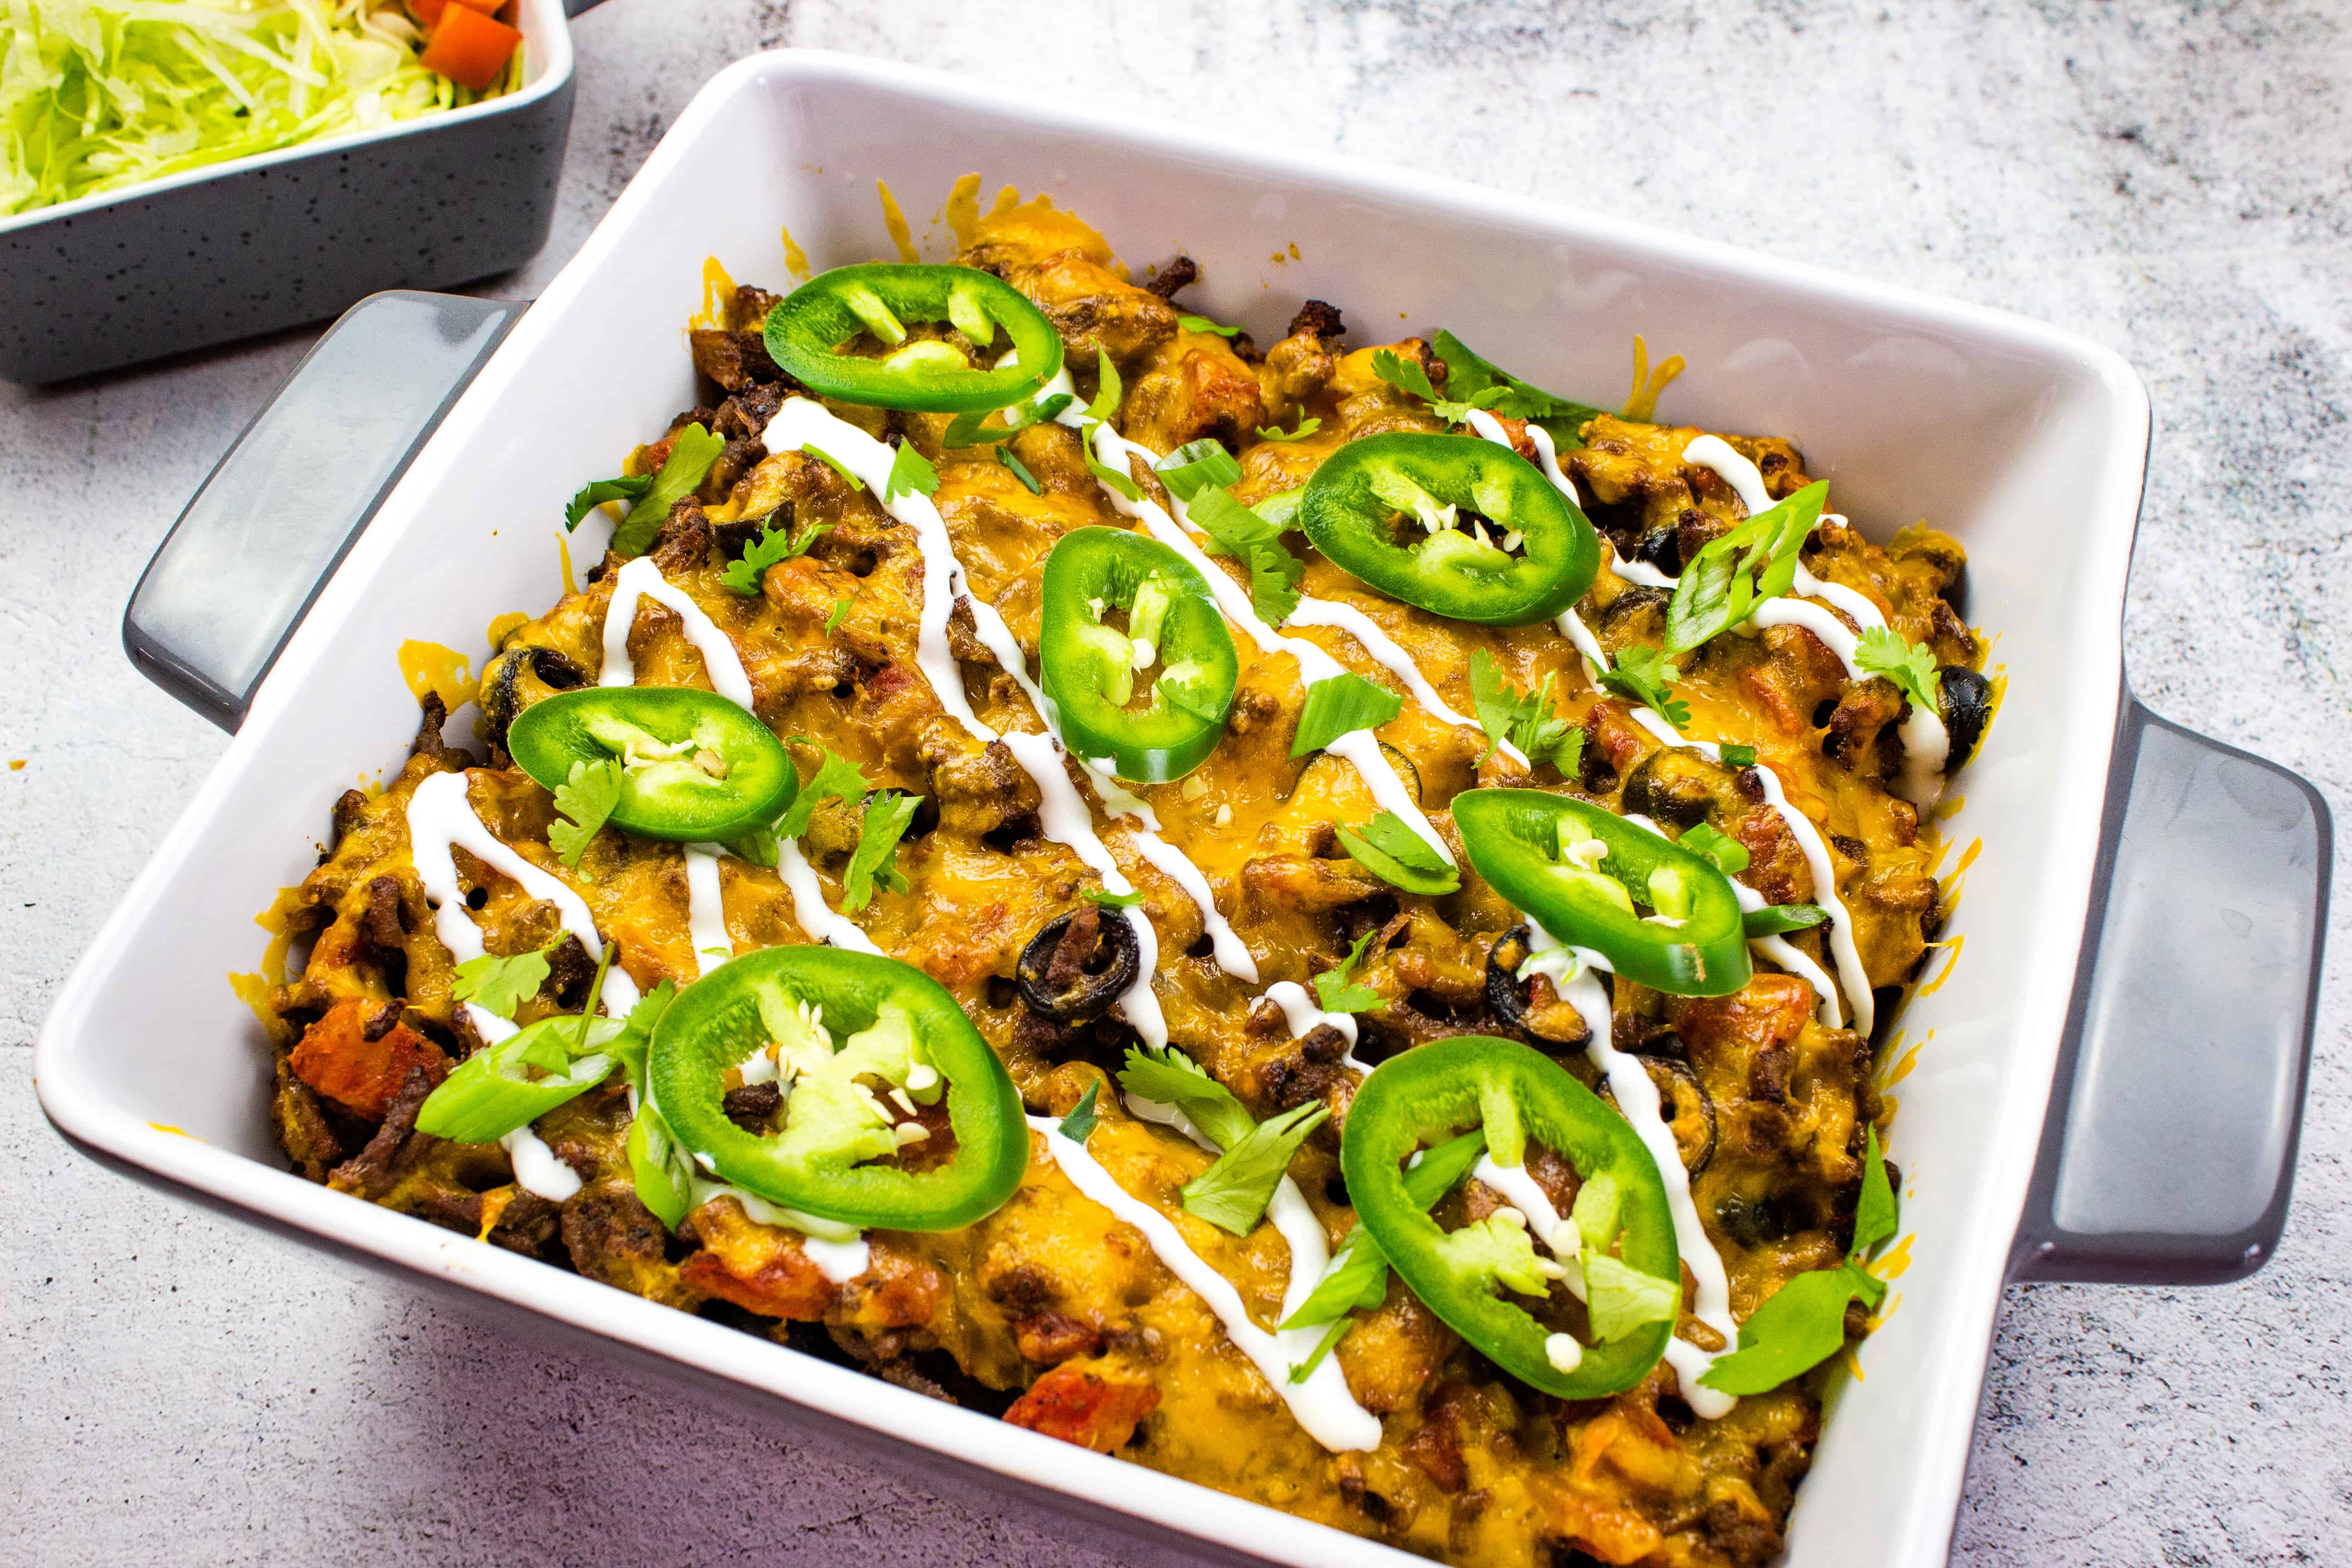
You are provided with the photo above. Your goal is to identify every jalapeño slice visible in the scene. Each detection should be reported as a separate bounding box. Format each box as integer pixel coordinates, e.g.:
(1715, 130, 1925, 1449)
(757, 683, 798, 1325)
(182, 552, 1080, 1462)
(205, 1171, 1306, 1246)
(1039, 526, 1240, 783)
(1455, 789, 1752, 997)
(1342, 1035, 1680, 1398)
(646, 946, 1027, 1230)
(1299, 432, 1599, 625)
(508, 686, 794, 844)
(762, 263, 1063, 413)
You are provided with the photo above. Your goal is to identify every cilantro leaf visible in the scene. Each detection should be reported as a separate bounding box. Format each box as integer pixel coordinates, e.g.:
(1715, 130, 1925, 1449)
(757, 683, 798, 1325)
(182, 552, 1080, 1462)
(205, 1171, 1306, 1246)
(563, 475, 652, 531)
(1338, 810, 1461, 896)
(1598, 643, 1690, 731)
(1086, 887, 1146, 909)
(1434, 1212, 1553, 1297)
(1583, 1254, 1682, 1343)
(1250, 544, 1305, 624)
(1372, 346, 1508, 425)
(1853, 1124, 1898, 1259)
(1178, 314, 1240, 338)
(1676, 821, 1750, 876)
(547, 757, 622, 866)
(839, 790, 920, 912)
(1431, 330, 1607, 448)
(1469, 649, 1583, 774)
(1186, 485, 1306, 625)
(1292, 671, 1402, 758)
(605, 424, 725, 557)
(1256, 417, 1322, 443)
(1057, 1081, 1102, 1143)
(1855, 626, 1942, 713)
(1182, 1101, 1329, 1235)
(883, 441, 940, 503)
(1697, 1126, 1898, 1395)
(1663, 481, 1828, 653)
(720, 516, 832, 596)
(1720, 743, 1758, 767)
(1312, 927, 1385, 1014)
(996, 444, 1042, 494)
(1743, 902, 1828, 937)
(1697, 1261, 1885, 1395)
(824, 593, 857, 636)
(1371, 347, 1437, 404)
(1159, 671, 1228, 723)
(452, 942, 553, 1020)
(626, 1100, 695, 1230)
(1116, 1044, 1255, 1151)
(775, 750, 872, 841)
(1251, 545, 1308, 625)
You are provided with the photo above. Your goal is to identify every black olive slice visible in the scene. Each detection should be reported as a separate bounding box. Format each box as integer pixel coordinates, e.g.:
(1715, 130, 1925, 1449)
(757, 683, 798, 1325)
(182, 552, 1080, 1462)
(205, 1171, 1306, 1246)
(481, 645, 590, 753)
(1016, 906, 1141, 1023)
(1485, 925, 1593, 1049)
(1937, 664, 1992, 772)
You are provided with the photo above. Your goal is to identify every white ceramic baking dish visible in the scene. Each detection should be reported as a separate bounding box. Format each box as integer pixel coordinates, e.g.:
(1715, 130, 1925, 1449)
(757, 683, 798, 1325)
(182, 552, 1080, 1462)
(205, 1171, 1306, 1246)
(39, 49, 2329, 1568)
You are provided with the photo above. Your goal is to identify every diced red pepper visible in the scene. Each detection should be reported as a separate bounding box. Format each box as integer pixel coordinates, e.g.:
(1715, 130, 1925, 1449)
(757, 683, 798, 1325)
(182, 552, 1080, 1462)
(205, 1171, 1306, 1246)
(419, 4, 521, 92)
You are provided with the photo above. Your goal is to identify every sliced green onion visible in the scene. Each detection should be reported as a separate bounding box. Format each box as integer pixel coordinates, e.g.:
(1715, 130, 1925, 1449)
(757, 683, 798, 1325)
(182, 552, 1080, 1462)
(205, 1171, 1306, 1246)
(1744, 903, 1829, 937)
(415, 1017, 623, 1145)
(1153, 439, 1243, 501)
(1292, 671, 1403, 758)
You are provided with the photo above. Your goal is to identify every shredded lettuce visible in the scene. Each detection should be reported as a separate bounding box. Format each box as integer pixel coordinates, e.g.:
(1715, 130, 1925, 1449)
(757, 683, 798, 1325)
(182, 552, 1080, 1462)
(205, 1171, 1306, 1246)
(0, 0, 524, 217)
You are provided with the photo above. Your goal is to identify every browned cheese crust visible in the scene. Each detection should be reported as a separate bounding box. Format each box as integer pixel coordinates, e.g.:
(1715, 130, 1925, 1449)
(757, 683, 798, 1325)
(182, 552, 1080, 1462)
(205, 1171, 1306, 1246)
(252, 196, 1976, 1568)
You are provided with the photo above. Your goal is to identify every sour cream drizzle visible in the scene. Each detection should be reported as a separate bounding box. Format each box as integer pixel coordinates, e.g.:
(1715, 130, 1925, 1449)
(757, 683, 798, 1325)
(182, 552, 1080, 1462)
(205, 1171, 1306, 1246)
(774, 836, 883, 954)
(1523, 924, 1739, 1418)
(599, 555, 757, 708)
(683, 845, 731, 977)
(1261, 979, 1373, 1074)
(759, 397, 1175, 1041)
(1031, 1111, 1381, 1451)
(1472, 416, 1872, 1035)
(404, 769, 646, 1202)
(1680, 436, 1950, 807)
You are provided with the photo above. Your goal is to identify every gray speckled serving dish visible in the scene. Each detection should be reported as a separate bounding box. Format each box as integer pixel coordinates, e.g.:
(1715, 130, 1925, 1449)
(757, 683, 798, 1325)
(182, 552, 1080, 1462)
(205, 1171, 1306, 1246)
(0, 0, 590, 385)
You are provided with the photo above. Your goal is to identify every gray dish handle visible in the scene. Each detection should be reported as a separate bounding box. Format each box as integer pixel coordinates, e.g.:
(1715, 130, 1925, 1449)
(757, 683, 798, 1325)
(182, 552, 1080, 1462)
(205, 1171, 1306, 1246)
(124, 291, 524, 732)
(2009, 689, 2330, 1284)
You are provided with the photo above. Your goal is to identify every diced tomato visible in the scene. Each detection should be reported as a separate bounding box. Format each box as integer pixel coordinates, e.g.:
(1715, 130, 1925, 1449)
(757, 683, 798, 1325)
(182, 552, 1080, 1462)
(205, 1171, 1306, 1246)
(1003, 1362, 1160, 1452)
(289, 997, 448, 1121)
(408, 0, 500, 27)
(419, 4, 521, 91)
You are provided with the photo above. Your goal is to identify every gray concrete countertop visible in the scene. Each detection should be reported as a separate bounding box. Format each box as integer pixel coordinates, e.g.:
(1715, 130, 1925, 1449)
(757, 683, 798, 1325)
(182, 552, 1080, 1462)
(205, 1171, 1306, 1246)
(6, 1, 2347, 1562)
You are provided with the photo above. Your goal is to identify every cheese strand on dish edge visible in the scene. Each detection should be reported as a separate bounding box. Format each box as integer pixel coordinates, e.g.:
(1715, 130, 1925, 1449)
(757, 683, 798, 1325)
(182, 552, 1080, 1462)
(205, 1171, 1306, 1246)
(1032, 1110, 1382, 1452)
(1468, 412, 1872, 1036)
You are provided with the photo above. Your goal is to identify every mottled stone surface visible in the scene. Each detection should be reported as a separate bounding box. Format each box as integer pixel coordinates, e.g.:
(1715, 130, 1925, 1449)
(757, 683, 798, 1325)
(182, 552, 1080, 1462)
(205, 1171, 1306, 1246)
(5, 1, 2348, 1563)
